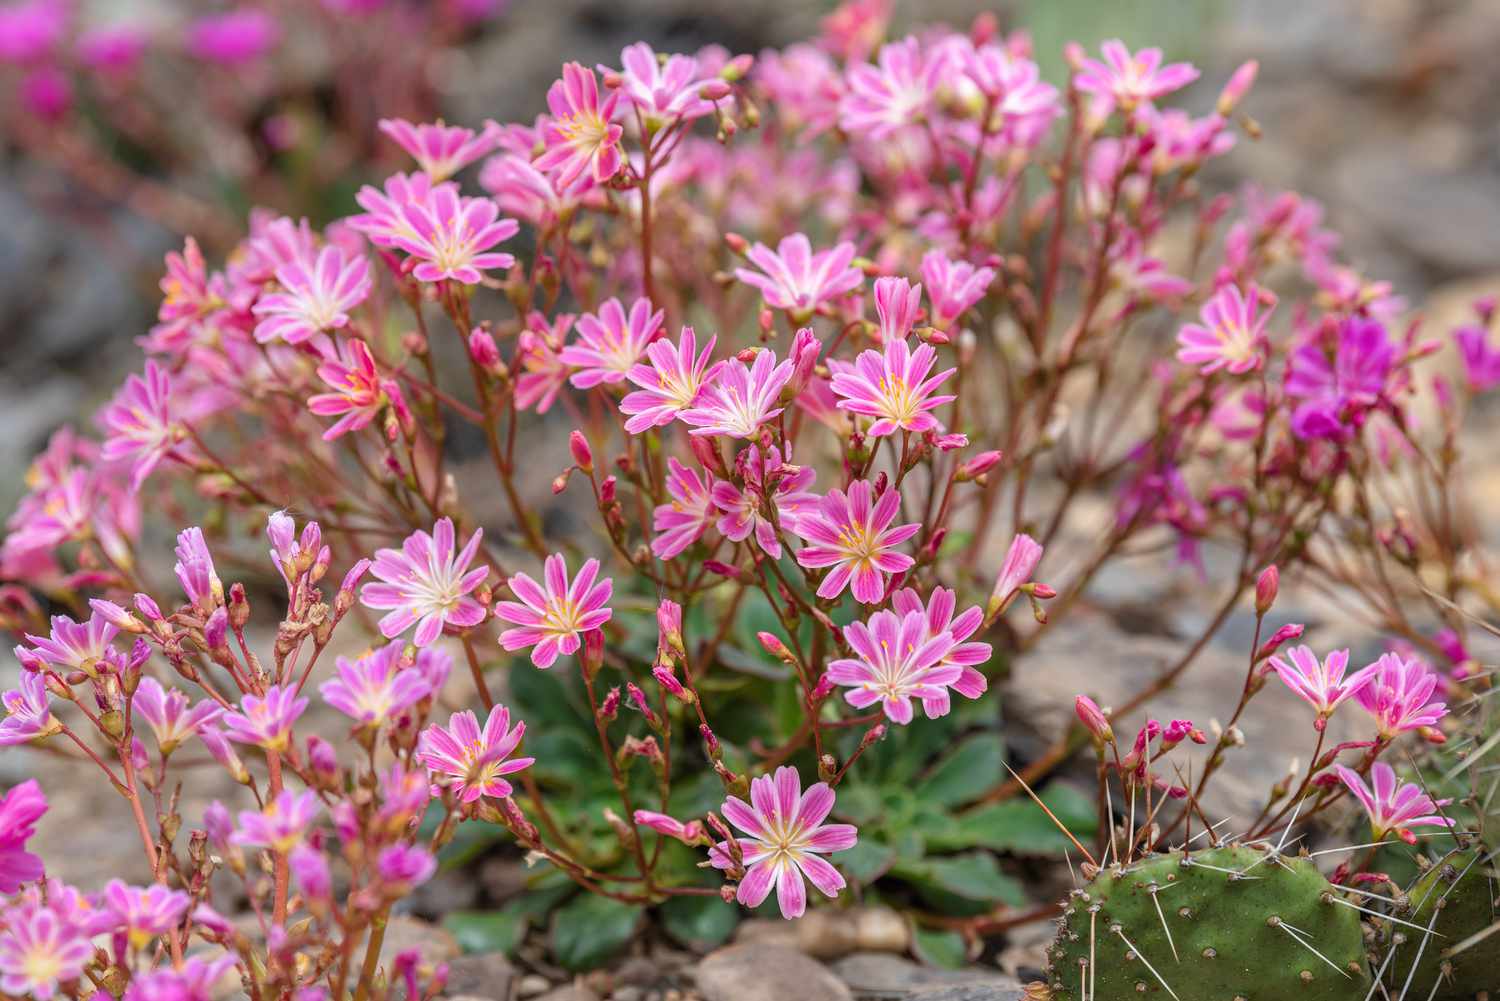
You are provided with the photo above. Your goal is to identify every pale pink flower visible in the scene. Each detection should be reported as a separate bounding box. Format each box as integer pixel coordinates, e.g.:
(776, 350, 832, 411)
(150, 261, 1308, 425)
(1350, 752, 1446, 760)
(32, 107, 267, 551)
(186, 8, 279, 66)
(390, 186, 518, 284)
(513, 313, 575, 413)
(829, 336, 955, 437)
(681, 349, 795, 439)
(319, 643, 433, 727)
(308, 339, 410, 440)
(101, 880, 191, 947)
(496, 554, 613, 669)
(133, 677, 222, 754)
(652, 458, 717, 560)
(988, 534, 1042, 615)
(173, 526, 222, 611)
(232, 789, 320, 853)
(23, 613, 117, 675)
(839, 36, 945, 139)
(1269, 645, 1378, 729)
(378, 118, 502, 181)
(960, 43, 1059, 131)
(560, 297, 664, 389)
(0, 673, 56, 746)
(711, 445, 818, 560)
(1175, 284, 1270, 375)
(99, 362, 185, 492)
(417, 704, 533, 803)
(252, 246, 371, 346)
(735, 234, 863, 320)
(1336, 763, 1454, 845)
(620, 326, 723, 432)
(1075, 40, 1200, 112)
(0, 904, 92, 1000)
(828, 608, 961, 724)
(890, 587, 992, 716)
(351, 172, 456, 249)
(613, 42, 719, 123)
(1354, 652, 1448, 739)
(361, 518, 489, 647)
(537, 62, 624, 187)
(221, 684, 307, 752)
(920, 251, 994, 330)
(792, 481, 918, 603)
(709, 766, 857, 920)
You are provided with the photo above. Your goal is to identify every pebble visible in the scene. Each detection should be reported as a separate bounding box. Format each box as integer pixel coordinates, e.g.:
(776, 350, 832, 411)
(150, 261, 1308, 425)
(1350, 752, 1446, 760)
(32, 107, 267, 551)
(830, 953, 1022, 997)
(695, 944, 852, 1001)
(443, 951, 517, 1001)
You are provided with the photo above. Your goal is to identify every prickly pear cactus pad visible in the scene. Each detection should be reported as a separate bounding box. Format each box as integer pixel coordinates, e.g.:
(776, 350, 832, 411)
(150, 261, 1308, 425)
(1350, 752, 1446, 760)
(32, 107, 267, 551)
(1047, 844, 1371, 1001)
(1382, 845, 1500, 999)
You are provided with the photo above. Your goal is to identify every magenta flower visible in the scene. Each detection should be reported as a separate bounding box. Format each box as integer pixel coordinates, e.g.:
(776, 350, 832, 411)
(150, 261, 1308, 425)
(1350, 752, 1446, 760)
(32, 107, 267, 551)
(839, 36, 945, 140)
(495, 554, 613, 669)
(681, 349, 795, 439)
(308, 338, 412, 441)
(376, 844, 437, 890)
(1175, 284, 1270, 375)
(133, 677, 222, 754)
(634, 810, 706, 845)
(221, 684, 308, 752)
(960, 44, 1059, 134)
(709, 766, 857, 920)
(319, 643, 433, 727)
(1269, 645, 1377, 729)
(173, 526, 223, 612)
(102, 880, 191, 948)
(0, 0, 66, 64)
(711, 445, 817, 560)
(99, 361, 184, 492)
(829, 336, 955, 438)
(391, 186, 518, 285)
(361, 518, 489, 648)
(614, 42, 719, 123)
(827, 608, 960, 724)
(0, 672, 56, 746)
(251, 246, 371, 346)
(652, 458, 717, 560)
(792, 481, 919, 603)
(1354, 652, 1448, 740)
(1336, 763, 1454, 845)
(378, 118, 502, 181)
(1285, 317, 1396, 440)
(122, 955, 238, 1001)
(231, 789, 320, 853)
(1456, 324, 1500, 391)
(267, 509, 327, 585)
(513, 313, 575, 414)
(620, 326, 723, 432)
(24, 613, 117, 675)
(417, 704, 533, 803)
(0, 904, 92, 1000)
(537, 62, 624, 187)
(186, 8, 280, 66)
(350, 172, 455, 249)
(890, 586, 992, 716)
(1075, 39, 1199, 112)
(0, 780, 45, 893)
(559, 296, 665, 389)
(735, 234, 862, 320)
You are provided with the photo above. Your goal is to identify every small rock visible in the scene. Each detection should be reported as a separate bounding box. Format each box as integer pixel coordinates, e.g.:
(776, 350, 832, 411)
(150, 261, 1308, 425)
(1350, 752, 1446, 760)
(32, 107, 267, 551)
(515, 975, 552, 997)
(607, 988, 643, 1001)
(380, 916, 463, 969)
(443, 951, 517, 1001)
(731, 908, 910, 959)
(907, 986, 1029, 1001)
(831, 953, 1018, 996)
(695, 944, 852, 1001)
(535, 988, 600, 1001)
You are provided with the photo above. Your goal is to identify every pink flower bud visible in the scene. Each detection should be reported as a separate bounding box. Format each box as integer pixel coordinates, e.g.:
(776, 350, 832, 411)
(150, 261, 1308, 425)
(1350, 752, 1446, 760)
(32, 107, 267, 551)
(90, 599, 145, 634)
(757, 631, 792, 661)
(599, 475, 617, 504)
(653, 665, 692, 703)
(811, 673, 835, 701)
(700, 723, 721, 759)
(1074, 695, 1113, 744)
(134, 593, 164, 622)
(988, 534, 1043, 618)
(569, 430, 594, 473)
(468, 328, 501, 368)
(600, 685, 621, 721)
(956, 450, 1003, 482)
(1256, 622, 1305, 660)
(204, 607, 229, 651)
(701, 79, 732, 101)
(1255, 565, 1279, 615)
(1217, 59, 1258, 115)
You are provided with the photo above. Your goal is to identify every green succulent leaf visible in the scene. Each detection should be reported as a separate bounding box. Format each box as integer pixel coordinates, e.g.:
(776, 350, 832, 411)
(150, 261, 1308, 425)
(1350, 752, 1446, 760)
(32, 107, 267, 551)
(660, 894, 739, 951)
(443, 909, 526, 955)
(549, 893, 642, 971)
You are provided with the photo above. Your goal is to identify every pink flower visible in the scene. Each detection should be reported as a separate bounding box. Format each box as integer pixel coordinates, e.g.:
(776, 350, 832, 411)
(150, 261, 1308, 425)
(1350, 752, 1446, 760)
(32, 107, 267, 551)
(390, 186, 518, 285)
(0, 672, 56, 746)
(513, 313, 575, 413)
(1353, 652, 1448, 740)
(709, 766, 857, 920)
(232, 789, 320, 852)
(0, 0, 66, 63)
(1336, 763, 1454, 845)
(496, 554, 613, 668)
(23, 613, 117, 675)
(186, 8, 280, 66)
(0, 904, 92, 1000)
(890, 587, 991, 716)
(252, 246, 371, 346)
(537, 62, 624, 187)
(736, 235, 863, 321)
(1175, 284, 1270, 375)
(133, 677, 222, 754)
(320, 643, 434, 727)
(267, 509, 327, 586)
(361, 518, 489, 647)
(308, 338, 412, 441)
(1075, 40, 1199, 112)
(827, 608, 961, 724)
(221, 684, 308, 752)
(652, 458, 717, 560)
(829, 335, 955, 438)
(0, 780, 45, 892)
(101, 880, 192, 947)
(417, 704, 533, 803)
(376, 844, 436, 890)
(792, 481, 918, 603)
(1285, 317, 1395, 441)
(559, 296, 664, 389)
(1269, 645, 1377, 729)
(122, 955, 238, 1001)
(378, 118, 502, 181)
(681, 349, 795, 439)
(620, 326, 723, 432)
(839, 36, 945, 139)
(919, 251, 994, 330)
(99, 362, 185, 492)
(614, 42, 719, 123)
(173, 526, 223, 611)
(988, 533, 1043, 616)
(633, 810, 706, 845)
(1456, 324, 1500, 392)
(960, 43, 1059, 131)
(712, 445, 818, 560)
(350, 172, 455, 248)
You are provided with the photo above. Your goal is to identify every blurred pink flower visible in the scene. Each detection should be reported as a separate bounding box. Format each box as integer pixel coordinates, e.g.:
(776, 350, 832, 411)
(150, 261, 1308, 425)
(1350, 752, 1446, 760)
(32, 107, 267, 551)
(652, 458, 716, 560)
(0, 780, 45, 892)
(1074, 39, 1199, 112)
(0, 672, 55, 746)
(839, 36, 944, 139)
(735, 234, 862, 319)
(232, 789, 320, 852)
(99, 362, 185, 492)
(1175, 284, 1270, 375)
(537, 62, 623, 187)
(613, 42, 719, 123)
(0, 904, 91, 1000)
(560, 296, 664, 388)
(320, 643, 434, 726)
(391, 186, 518, 284)
(186, 9, 280, 66)
(919, 251, 994, 330)
(221, 684, 308, 752)
(133, 677, 221, 754)
(252, 246, 371, 345)
(378, 118, 502, 182)
(308, 338, 411, 441)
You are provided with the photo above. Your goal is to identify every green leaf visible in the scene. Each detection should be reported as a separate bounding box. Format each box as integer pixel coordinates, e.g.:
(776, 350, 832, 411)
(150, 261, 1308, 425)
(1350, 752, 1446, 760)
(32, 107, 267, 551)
(912, 927, 967, 969)
(660, 895, 739, 951)
(550, 893, 642, 971)
(443, 910, 525, 955)
(918, 733, 1005, 808)
(838, 838, 899, 884)
(924, 784, 1098, 856)
(892, 853, 1026, 908)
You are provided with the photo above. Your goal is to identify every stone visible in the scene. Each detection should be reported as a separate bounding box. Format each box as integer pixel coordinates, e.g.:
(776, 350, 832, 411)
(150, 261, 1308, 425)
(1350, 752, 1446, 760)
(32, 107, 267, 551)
(535, 988, 600, 1001)
(443, 951, 517, 1001)
(906, 986, 1029, 1001)
(695, 944, 852, 1001)
(515, 976, 553, 997)
(830, 953, 1020, 997)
